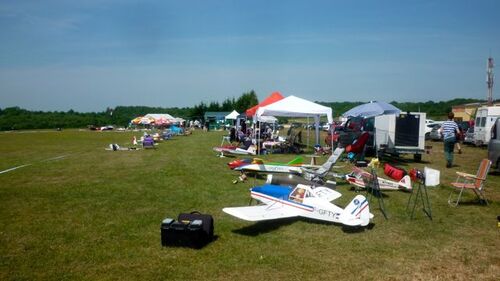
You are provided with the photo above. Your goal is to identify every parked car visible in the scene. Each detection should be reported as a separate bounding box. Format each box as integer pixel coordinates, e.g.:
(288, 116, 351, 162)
(488, 118, 500, 171)
(304, 122, 324, 130)
(429, 121, 469, 142)
(425, 119, 436, 125)
(456, 121, 470, 142)
(425, 123, 440, 140)
(429, 124, 442, 141)
(324, 117, 375, 154)
(464, 127, 475, 144)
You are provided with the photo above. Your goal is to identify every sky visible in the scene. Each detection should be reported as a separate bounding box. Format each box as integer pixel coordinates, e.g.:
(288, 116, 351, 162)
(0, 0, 499, 112)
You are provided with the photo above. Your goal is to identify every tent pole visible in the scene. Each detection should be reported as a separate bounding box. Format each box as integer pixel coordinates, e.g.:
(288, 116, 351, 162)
(257, 122, 262, 155)
(307, 116, 310, 151)
(314, 115, 320, 147)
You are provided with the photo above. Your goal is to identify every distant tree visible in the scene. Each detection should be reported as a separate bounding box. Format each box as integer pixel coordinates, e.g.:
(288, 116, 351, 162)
(235, 90, 258, 113)
(207, 101, 221, 112)
(221, 97, 236, 111)
(190, 102, 207, 120)
(0, 97, 488, 131)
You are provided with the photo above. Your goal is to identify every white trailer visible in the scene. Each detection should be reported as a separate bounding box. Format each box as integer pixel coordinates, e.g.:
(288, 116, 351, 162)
(374, 112, 426, 161)
(474, 106, 500, 146)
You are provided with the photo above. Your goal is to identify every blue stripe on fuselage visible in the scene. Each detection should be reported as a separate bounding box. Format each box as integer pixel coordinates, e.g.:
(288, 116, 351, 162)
(251, 184, 292, 200)
(251, 184, 314, 211)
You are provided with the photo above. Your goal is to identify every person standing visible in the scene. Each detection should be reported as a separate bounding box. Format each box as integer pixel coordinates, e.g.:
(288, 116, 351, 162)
(439, 112, 460, 168)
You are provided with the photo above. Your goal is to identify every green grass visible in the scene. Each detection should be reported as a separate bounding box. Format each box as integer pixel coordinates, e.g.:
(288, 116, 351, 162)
(0, 129, 499, 280)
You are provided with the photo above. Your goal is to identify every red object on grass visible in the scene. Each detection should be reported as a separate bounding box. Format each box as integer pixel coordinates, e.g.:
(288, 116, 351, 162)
(384, 163, 407, 181)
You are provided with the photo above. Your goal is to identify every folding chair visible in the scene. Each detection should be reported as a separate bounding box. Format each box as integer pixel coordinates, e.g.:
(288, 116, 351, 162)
(345, 132, 369, 162)
(142, 136, 155, 149)
(302, 147, 345, 184)
(448, 159, 491, 206)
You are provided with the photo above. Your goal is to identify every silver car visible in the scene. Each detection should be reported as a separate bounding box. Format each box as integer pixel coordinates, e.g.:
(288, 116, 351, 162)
(429, 124, 442, 141)
(487, 118, 500, 171)
(464, 127, 475, 144)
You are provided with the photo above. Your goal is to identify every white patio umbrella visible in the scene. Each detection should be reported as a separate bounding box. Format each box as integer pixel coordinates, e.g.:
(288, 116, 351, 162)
(343, 101, 401, 118)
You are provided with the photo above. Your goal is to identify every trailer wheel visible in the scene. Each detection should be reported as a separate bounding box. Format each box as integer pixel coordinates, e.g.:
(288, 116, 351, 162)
(414, 154, 422, 162)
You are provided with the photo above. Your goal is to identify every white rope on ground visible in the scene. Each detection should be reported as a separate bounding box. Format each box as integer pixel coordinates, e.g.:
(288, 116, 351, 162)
(0, 164, 32, 175)
(0, 154, 71, 175)
(40, 155, 70, 162)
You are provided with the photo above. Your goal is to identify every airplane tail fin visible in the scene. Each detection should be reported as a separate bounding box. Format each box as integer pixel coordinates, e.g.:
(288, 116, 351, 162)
(247, 145, 257, 154)
(252, 158, 265, 164)
(398, 175, 412, 191)
(287, 156, 304, 166)
(340, 195, 373, 227)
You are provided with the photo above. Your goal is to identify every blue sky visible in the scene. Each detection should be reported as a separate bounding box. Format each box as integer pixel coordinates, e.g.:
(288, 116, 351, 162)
(0, 0, 499, 112)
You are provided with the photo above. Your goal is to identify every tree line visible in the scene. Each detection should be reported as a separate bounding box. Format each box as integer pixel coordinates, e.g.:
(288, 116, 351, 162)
(0, 91, 259, 131)
(0, 93, 485, 131)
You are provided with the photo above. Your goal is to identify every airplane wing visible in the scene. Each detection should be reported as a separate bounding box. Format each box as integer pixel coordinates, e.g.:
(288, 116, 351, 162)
(310, 186, 342, 202)
(223, 204, 299, 221)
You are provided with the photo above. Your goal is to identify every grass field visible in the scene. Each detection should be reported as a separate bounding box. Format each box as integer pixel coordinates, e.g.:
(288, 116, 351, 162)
(0, 129, 499, 280)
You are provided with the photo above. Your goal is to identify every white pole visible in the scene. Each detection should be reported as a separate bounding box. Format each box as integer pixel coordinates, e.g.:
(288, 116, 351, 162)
(307, 116, 310, 150)
(314, 115, 320, 147)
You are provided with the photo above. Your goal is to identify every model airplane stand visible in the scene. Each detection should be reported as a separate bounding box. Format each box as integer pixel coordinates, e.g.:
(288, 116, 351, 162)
(406, 170, 432, 220)
(366, 168, 388, 220)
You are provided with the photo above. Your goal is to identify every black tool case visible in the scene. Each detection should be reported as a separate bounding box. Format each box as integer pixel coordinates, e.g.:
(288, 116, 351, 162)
(161, 212, 214, 249)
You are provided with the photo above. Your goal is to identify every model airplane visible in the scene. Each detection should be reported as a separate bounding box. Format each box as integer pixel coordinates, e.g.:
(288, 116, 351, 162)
(228, 156, 305, 170)
(233, 156, 306, 174)
(105, 144, 141, 151)
(223, 183, 373, 227)
(345, 167, 412, 191)
(234, 147, 344, 182)
(227, 158, 253, 169)
(213, 145, 257, 157)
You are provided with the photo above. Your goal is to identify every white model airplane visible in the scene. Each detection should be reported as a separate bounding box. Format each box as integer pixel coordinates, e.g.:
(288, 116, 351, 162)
(104, 144, 141, 151)
(213, 145, 257, 157)
(345, 167, 412, 191)
(234, 147, 345, 185)
(223, 183, 373, 227)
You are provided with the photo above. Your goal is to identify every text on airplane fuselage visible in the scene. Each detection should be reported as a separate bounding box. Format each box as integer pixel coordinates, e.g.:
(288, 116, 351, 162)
(316, 208, 340, 218)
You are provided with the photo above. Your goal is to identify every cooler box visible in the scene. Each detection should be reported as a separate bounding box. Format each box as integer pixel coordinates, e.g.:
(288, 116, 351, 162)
(161, 212, 214, 249)
(424, 167, 440, 187)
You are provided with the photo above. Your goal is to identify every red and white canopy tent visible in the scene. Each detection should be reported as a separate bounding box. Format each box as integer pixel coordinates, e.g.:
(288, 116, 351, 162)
(246, 91, 285, 118)
(244, 92, 284, 152)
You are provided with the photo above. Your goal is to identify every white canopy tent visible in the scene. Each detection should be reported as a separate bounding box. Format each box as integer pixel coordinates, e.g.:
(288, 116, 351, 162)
(224, 110, 240, 120)
(144, 113, 177, 123)
(256, 95, 333, 146)
(256, 115, 277, 123)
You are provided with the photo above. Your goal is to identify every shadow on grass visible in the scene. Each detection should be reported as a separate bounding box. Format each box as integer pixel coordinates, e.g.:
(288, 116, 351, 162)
(161, 235, 220, 250)
(232, 217, 299, 236)
(449, 200, 490, 206)
(232, 217, 375, 236)
(376, 155, 432, 167)
(298, 217, 376, 233)
(488, 170, 500, 176)
(342, 222, 376, 233)
(348, 187, 391, 198)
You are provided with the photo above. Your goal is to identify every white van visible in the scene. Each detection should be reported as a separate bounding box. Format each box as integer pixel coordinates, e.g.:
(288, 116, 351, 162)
(474, 106, 500, 146)
(488, 117, 500, 171)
